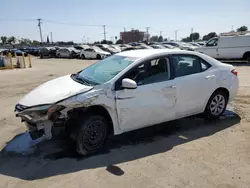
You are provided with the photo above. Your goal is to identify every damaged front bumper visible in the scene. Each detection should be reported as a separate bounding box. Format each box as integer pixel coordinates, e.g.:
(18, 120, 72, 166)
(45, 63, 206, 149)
(15, 104, 66, 140)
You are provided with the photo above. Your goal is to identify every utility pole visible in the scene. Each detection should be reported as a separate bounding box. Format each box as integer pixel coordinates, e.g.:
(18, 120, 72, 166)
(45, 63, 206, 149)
(102, 25, 107, 40)
(146, 27, 150, 42)
(175, 30, 178, 41)
(50, 32, 53, 43)
(191, 28, 193, 41)
(124, 27, 126, 32)
(37, 18, 43, 43)
(160, 31, 162, 37)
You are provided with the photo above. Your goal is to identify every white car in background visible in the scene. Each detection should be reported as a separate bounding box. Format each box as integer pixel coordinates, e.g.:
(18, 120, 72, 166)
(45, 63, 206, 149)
(56, 47, 80, 58)
(162, 41, 196, 51)
(15, 49, 238, 156)
(80, 47, 110, 59)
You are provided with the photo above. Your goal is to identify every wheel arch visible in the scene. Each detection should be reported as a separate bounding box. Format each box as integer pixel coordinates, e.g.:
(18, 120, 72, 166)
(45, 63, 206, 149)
(243, 51, 250, 60)
(68, 105, 114, 135)
(203, 87, 230, 112)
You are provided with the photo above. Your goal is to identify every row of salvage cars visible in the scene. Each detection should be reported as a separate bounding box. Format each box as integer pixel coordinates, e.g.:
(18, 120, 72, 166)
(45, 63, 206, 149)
(39, 42, 203, 60)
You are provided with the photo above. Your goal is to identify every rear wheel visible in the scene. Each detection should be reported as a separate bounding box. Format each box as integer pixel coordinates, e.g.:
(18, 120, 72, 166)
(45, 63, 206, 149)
(81, 54, 85, 59)
(204, 90, 228, 119)
(75, 115, 108, 156)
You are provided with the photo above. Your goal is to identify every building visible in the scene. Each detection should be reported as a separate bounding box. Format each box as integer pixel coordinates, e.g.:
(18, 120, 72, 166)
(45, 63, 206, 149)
(120, 29, 149, 44)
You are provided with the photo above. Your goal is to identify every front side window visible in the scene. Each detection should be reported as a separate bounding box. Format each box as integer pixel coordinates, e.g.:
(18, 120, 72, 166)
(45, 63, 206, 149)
(125, 58, 170, 86)
(206, 38, 218, 47)
(74, 55, 135, 85)
(172, 55, 210, 78)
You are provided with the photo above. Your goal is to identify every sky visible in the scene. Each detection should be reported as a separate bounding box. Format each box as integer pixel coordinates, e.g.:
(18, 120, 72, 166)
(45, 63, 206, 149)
(0, 0, 250, 43)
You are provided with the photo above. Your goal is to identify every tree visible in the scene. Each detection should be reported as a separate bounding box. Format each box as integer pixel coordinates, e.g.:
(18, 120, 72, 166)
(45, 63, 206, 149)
(0, 36, 7, 44)
(107, 40, 113, 44)
(157, 36, 163, 42)
(237, 26, 248, 32)
(20, 38, 32, 45)
(163, 38, 168, 41)
(7, 36, 16, 44)
(181, 37, 191, 42)
(202, 32, 217, 41)
(32, 40, 40, 45)
(190, 32, 200, 41)
(101, 40, 107, 44)
(116, 39, 123, 44)
(150, 35, 159, 42)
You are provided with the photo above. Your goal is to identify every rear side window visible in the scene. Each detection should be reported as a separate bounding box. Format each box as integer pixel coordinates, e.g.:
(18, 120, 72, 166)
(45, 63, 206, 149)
(172, 55, 211, 78)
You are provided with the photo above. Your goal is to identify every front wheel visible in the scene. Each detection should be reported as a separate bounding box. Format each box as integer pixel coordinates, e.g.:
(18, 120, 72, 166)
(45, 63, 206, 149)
(96, 54, 101, 59)
(81, 54, 85, 59)
(204, 90, 228, 119)
(76, 115, 108, 156)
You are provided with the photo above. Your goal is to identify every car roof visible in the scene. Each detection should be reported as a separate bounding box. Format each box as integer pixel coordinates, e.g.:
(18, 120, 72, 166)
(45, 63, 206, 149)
(117, 49, 181, 58)
(117, 49, 221, 66)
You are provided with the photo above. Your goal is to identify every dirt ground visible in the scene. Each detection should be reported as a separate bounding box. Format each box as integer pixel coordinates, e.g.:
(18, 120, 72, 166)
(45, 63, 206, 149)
(0, 57, 249, 188)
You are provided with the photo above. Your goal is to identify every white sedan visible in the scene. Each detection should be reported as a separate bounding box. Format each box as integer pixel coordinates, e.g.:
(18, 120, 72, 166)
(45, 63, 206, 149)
(80, 47, 110, 59)
(15, 49, 238, 155)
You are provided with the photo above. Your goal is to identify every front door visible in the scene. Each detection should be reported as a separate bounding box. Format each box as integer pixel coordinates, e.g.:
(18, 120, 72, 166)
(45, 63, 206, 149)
(115, 57, 177, 132)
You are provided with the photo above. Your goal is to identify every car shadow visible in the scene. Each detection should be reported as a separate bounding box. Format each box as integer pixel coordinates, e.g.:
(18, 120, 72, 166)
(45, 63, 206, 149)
(0, 110, 240, 180)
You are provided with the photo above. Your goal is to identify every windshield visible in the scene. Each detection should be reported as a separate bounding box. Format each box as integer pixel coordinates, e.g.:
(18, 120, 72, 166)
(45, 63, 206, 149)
(73, 55, 135, 85)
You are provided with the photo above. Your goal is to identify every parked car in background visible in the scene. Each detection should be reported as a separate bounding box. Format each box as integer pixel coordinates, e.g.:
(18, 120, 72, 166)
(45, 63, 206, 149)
(162, 41, 196, 51)
(0, 49, 9, 56)
(110, 45, 122, 52)
(80, 47, 110, 59)
(96, 44, 120, 54)
(189, 42, 202, 47)
(119, 44, 132, 51)
(56, 48, 80, 58)
(15, 49, 239, 155)
(195, 35, 250, 61)
(197, 41, 206, 46)
(20, 47, 40, 56)
(150, 44, 167, 49)
(39, 47, 57, 58)
(74, 45, 90, 50)
(10, 49, 28, 57)
(162, 44, 179, 49)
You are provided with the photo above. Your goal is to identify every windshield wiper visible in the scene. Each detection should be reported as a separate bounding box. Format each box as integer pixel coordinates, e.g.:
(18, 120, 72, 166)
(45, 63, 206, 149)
(71, 73, 92, 86)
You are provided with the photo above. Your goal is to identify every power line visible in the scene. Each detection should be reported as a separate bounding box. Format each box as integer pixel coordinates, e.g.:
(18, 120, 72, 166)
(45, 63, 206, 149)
(42, 19, 101, 27)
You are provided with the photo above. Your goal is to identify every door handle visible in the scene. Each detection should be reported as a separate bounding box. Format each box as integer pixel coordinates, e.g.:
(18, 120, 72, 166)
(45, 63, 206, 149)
(205, 75, 215, 80)
(164, 85, 176, 89)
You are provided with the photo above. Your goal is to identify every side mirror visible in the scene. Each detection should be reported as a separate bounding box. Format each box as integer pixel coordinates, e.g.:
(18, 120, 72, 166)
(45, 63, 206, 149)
(122, 78, 137, 89)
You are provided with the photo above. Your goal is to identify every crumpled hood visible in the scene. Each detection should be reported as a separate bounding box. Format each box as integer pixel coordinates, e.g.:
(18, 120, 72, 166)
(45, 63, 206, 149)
(19, 74, 93, 107)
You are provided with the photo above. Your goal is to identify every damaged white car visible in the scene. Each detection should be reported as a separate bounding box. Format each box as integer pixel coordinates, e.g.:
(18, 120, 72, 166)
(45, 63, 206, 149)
(15, 49, 239, 155)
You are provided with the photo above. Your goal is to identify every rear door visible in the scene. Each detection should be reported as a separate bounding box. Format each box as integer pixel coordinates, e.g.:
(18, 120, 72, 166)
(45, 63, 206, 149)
(171, 54, 217, 118)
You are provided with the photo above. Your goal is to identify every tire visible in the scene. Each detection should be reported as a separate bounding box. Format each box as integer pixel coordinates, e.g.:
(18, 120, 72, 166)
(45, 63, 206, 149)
(81, 54, 85, 59)
(57, 54, 61, 58)
(247, 56, 250, 63)
(76, 115, 108, 156)
(204, 90, 228, 119)
(96, 54, 101, 59)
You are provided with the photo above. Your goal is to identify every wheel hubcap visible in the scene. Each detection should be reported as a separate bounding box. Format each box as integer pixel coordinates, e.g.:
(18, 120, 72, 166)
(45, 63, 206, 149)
(82, 121, 106, 151)
(210, 94, 226, 115)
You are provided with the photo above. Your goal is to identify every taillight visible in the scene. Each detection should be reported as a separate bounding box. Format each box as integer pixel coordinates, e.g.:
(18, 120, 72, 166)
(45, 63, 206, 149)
(231, 69, 238, 76)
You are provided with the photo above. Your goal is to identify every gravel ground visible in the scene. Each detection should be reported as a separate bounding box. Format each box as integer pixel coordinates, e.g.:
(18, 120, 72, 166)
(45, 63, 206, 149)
(0, 57, 249, 188)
